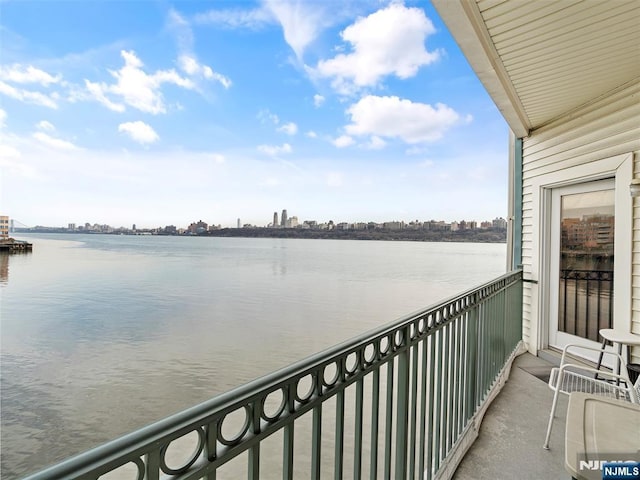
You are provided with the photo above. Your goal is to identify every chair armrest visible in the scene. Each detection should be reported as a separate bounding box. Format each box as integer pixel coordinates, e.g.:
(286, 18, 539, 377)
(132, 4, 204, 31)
(560, 343, 627, 368)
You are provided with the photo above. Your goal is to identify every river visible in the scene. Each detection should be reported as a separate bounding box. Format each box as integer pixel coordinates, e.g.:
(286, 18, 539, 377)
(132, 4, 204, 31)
(0, 233, 506, 478)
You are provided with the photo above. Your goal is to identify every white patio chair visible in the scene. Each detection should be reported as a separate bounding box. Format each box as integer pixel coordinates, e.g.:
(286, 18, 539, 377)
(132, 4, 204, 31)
(543, 344, 640, 449)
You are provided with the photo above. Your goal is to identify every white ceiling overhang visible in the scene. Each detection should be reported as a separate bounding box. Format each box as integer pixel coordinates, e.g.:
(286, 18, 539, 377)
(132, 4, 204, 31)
(432, 0, 640, 138)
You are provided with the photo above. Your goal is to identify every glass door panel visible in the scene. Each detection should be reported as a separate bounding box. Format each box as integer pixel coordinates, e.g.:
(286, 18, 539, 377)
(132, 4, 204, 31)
(558, 189, 615, 341)
(549, 179, 615, 355)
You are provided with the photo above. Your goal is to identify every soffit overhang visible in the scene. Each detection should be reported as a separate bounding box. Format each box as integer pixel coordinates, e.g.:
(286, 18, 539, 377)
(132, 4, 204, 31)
(432, 0, 640, 138)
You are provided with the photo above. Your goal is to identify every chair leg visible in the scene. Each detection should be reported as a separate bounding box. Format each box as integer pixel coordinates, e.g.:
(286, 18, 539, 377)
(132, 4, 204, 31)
(595, 338, 607, 380)
(543, 379, 563, 449)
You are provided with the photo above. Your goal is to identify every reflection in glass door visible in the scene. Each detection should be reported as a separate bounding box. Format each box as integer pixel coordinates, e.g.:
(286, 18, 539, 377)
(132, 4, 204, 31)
(557, 188, 614, 342)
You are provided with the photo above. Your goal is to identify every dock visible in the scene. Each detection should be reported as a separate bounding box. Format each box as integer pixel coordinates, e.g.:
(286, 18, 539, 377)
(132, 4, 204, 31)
(0, 238, 33, 253)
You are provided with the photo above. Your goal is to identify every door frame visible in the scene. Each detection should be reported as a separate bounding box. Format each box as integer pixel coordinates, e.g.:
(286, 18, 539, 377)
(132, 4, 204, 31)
(530, 152, 633, 355)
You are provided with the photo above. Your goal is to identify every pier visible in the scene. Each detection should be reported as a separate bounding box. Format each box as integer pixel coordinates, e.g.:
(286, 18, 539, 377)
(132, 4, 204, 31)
(0, 238, 33, 253)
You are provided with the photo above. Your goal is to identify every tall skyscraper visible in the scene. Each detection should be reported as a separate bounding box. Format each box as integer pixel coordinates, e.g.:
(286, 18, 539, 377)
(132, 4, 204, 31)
(237, 218, 241, 228)
(273, 212, 278, 227)
(281, 209, 288, 227)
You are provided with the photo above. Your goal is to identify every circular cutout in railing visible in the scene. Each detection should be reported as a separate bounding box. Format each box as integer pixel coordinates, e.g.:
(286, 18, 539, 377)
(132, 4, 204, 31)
(262, 388, 286, 422)
(345, 352, 359, 374)
(379, 336, 390, 355)
(418, 317, 426, 334)
(218, 407, 250, 446)
(160, 428, 205, 475)
(394, 330, 404, 348)
(296, 374, 315, 402)
(364, 343, 376, 364)
(98, 458, 145, 480)
(323, 362, 339, 386)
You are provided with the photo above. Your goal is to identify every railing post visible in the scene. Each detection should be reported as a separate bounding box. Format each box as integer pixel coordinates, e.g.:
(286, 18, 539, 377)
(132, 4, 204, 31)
(467, 294, 479, 418)
(248, 401, 260, 480)
(283, 383, 295, 480)
(205, 420, 218, 480)
(394, 325, 410, 479)
(145, 449, 160, 480)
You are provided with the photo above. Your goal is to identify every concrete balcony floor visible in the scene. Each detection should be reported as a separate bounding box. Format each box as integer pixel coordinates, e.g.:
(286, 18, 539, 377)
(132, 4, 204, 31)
(453, 353, 569, 480)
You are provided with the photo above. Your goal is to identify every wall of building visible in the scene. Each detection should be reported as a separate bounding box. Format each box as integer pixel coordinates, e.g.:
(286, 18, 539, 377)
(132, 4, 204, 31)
(520, 81, 640, 362)
(0, 216, 9, 238)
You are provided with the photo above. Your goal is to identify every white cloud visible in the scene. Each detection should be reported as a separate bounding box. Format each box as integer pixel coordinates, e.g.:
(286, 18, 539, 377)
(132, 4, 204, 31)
(32, 132, 79, 150)
(177, 55, 232, 89)
(212, 153, 225, 164)
(85, 50, 195, 114)
(257, 143, 292, 156)
(36, 120, 55, 131)
(0, 109, 6, 128)
(306, 130, 317, 138)
(277, 122, 298, 135)
(332, 135, 354, 148)
(313, 94, 325, 107)
(168, 9, 232, 91)
(167, 9, 194, 52)
(0, 81, 59, 109)
(0, 144, 21, 159)
(194, 2, 344, 61)
(344, 95, 460, 143)
(84, 80, 126, 112)
(0, 64, 62, 86)
(363, 135, 386, 150)
(118, 121, 159, 145)
(194, 6, 272, 29)
(263, 0, 337, 60)
(257, 109, 279, 125)
(313, 4, 439, 93)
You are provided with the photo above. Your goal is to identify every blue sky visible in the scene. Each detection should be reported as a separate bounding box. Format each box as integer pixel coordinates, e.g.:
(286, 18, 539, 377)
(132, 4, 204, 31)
(0, 0, 509, 229)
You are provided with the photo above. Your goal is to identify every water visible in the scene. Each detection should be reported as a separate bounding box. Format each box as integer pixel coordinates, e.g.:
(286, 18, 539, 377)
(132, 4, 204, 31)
(1, 233, 506, 478)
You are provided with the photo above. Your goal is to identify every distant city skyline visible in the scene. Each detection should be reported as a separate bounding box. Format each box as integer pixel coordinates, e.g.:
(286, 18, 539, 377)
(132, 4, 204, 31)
(0, 1, 508, 230)
(11, 212, 508, 233)
(9, 211, 508, 231)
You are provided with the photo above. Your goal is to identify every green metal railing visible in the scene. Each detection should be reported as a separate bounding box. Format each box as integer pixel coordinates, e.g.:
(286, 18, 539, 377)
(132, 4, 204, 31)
(25, 270, 523, 480)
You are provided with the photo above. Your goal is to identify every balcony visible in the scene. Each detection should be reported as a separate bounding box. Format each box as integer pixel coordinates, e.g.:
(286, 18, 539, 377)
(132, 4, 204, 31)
(23, 271, 559, 480)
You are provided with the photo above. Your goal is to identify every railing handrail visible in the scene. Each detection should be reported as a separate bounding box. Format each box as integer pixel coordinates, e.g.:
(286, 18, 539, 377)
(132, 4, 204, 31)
(25, 269, 523, 480)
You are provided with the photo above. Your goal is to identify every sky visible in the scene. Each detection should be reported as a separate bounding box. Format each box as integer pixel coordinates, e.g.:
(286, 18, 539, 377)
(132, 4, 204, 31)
(0, 0, 510, 229)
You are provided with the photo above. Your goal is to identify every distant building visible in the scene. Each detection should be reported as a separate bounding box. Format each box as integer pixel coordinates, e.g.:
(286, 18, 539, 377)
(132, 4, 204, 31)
(68, 223, 76, 231)
(383, 221, 404, 230)
(281, 209, 288, 228)
(237, 218, 241, 228)
(289, 216, 298, 228)
(0, 216, 9, 238)
(493, 217, 508, 229)
(188, 220, 208, 234)
(273, 212, 278, 227)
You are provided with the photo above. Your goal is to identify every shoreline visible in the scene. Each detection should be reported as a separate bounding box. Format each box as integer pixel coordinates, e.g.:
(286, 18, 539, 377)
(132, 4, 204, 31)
(15, 227, 507, 243)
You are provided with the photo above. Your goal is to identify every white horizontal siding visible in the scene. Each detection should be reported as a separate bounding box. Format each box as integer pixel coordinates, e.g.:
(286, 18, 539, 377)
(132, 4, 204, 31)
(520, 81, 640, 356)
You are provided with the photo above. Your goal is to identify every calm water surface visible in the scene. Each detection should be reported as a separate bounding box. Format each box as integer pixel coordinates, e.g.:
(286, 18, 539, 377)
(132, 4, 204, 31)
(1, 234, 506, 478)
